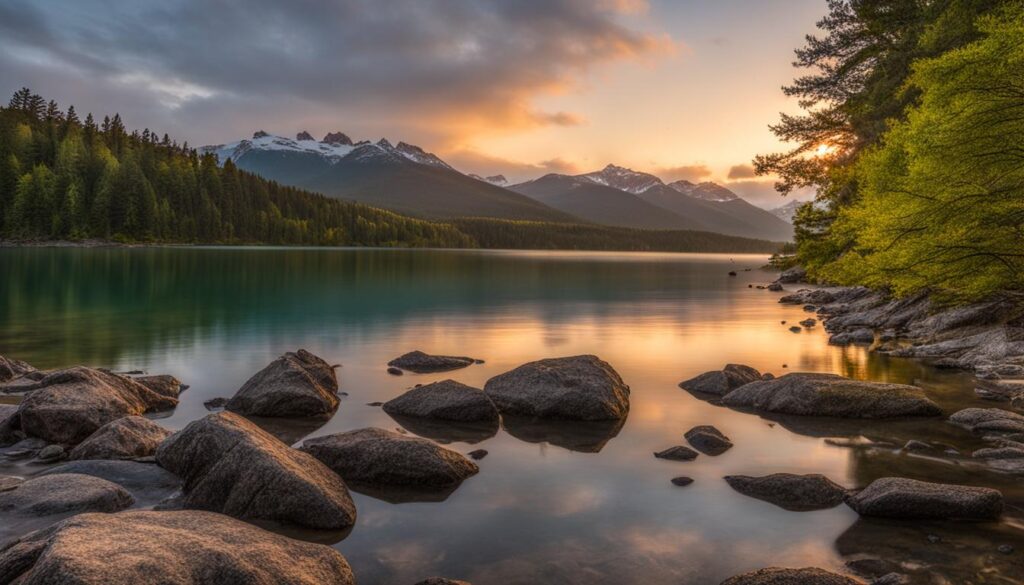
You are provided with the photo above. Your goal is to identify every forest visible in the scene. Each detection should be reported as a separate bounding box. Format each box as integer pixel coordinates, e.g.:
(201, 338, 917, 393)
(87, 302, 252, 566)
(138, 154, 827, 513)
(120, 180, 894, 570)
(759, 0, 1023, 302)
(0, 91, 780, 254)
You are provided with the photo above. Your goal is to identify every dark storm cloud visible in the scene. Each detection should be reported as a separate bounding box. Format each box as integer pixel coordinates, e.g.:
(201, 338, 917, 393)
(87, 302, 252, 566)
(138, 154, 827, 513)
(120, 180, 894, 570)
(0, 0, 669, 146)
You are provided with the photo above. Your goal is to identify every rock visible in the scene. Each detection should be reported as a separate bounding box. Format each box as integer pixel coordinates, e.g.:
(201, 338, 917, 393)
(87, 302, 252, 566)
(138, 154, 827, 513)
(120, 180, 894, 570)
(972, 446, 1024, 459)
(830, 328, 875, 345)
(800, 318, 817, 328)
(383, 379, 498, 423)
(483, 355, 629, 421)
(155, 411, 356, 530)
(721, 373, 942, 418)
(767, 282, 784, 292)
(0, 473, 133, 516)
(776, 266, 807, 283)
(949, 407, 1024, 433)
(845, 477, 1003, 520)
(300, 427, 478, 489)
(226, 349, 339, 418)
(671, 476, 694, 486)
(872, 575, 906, 585)
(844, 558, 902, 581)
(0, 476, 22, 492)
(468, 449, 488, 460)
(414, 579, 472, 585)
(0, 404, 18, 445)
(998, 544, 1014, 554)
(684, 425, 733, 455)
(653, 446, 698, 461)
(0, 355, 35, 382)
(804, 305, 817, 312)
(0, 510, 355, 584)
(203, 397, 228, 410)
(679, 364, 762, 396)
(789, 326, 802, 333)
(36, 444, 64, 462)
(387, 367, 404, 376)
(974, 381, 1024, 402)
(724, 473, 847, 511)
(38, 460, 181, 507)
(728, 271, 737, 276)
(388, 351, 477, 373)
(132, 374, 183, 399)
(15, 367, 178, 445)
(69, 415, 172, 461)
(720, 567, 861, 585)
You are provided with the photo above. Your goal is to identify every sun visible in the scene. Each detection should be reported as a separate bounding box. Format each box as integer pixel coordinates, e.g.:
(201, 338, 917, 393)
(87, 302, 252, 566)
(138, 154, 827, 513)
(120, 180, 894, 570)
(813, 143, 837, 157)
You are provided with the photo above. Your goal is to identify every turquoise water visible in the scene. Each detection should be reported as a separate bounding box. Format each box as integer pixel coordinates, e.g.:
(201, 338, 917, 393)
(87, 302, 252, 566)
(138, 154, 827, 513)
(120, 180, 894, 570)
(1, 247, 1020, 584)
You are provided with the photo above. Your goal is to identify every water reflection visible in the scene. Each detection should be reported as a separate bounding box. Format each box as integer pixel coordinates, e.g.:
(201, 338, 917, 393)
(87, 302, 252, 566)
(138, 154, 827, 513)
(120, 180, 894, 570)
(1, 247, 1021, 584)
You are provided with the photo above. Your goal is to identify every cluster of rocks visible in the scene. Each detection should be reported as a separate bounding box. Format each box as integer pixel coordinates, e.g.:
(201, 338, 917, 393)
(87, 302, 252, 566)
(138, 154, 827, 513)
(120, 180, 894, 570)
(0, 350, 632, 583)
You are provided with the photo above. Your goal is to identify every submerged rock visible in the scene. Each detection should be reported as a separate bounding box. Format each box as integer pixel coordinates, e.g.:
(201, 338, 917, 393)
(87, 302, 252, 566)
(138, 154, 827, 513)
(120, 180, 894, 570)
(724, 473, 847, 511)
(484, 355, 629, 421)
(654, 445, 699, 461)
(684, 425, 733, 455)
(679, 364, 762, 396)
(155, 411, 356, 530)
(0, 510, 355, 585)
(721, 373, 942, 418)
(383, 379, 499, 423)
(845, 477, 1003, 520)
(69, 415, 172, 461)
(388, 351, 478, 373)
(0, 473, 133, 517)
(720, 567, 861, 585)
(226, 349, 339, 418)
(15, 367, 178, 445)
(300, 427, 478, 489)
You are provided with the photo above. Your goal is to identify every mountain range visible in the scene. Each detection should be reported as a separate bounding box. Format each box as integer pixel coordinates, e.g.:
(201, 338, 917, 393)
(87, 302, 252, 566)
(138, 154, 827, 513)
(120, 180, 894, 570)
(202, 132, 794, 241)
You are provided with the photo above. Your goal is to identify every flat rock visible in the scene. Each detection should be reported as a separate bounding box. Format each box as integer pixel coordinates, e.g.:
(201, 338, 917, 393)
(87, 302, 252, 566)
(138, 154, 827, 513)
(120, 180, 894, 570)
(132, 374, 183, 399)
(155, 411, 356, 530)
(383, 379, 499, 422)
(388, 351, 477, 373)
(684, 425, 733, 455)
(226, 349, 339, 418)
(721, 567, 861, 585)
(845, 477, 1003, 520)
(13, 367, 178, 445)
(830, 328, 875, 345)
(69, 415, 172, 460)
(654, 445, 698, 461)
(724, 473, 847, 511)
(483, 355, 629, 421)
(721, 373, 942, 418)
(679, 364, 763, 396)
(301, 427, 479, 488)
(0, 510, 355, 585)
(0, 355, 35, 383)
(949, 408, 1024, 433)
(38, 460, 181, 506)
(0, 473, 133, 516)
(972, 447, 1024, 459)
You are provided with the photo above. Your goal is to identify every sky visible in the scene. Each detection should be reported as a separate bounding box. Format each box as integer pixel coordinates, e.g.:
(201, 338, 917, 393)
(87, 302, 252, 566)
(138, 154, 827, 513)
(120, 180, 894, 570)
(0, 0, 824, 208)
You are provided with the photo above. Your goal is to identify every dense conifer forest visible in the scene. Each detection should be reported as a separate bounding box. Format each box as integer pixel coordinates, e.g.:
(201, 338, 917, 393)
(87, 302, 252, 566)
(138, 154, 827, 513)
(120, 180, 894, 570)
(0, 90, 782, 254)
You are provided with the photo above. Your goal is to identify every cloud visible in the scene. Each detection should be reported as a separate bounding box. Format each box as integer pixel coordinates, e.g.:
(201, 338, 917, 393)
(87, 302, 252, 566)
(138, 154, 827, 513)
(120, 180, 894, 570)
(651, 164, 712, 183)
(442, 149, 581, 182)
(0, 0, 674, 146)
(727, 163, 757, 179)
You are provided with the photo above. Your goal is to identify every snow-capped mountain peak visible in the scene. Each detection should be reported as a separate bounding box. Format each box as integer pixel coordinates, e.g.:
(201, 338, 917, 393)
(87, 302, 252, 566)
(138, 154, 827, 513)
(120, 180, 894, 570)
(469, 174, 508, 186)
(296, 131, 315, 141)
(769, 199, 806, 223)
(668, 180, 739, 202)
(579, 164, 664, 194)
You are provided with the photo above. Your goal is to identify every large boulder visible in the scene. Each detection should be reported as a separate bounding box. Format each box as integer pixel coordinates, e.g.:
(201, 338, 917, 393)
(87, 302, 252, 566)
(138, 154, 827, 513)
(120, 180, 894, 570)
(483, 355, 630, 421)
(300, 427, 478, 488)
(724, 474, 848, 511)
(775, 266, 807, 284)
(0, 473, 133, 517)
(845, 477, 1003, 520)
(0, 355, 35, 383)
(69, 415, 172, 461)
(383, 379, 499, 423)
(155, 411, 356, 530)
(0, 404, 17, 446)
(720, 567, 861, 585)
(721, 373, 942, 418)
(226, 350, 339, 418)
(14, 367, 179, 445)
(388, 351, 478, 373)
(685, 425, 733, 455)
(679, 364, 763, 396)
(0, 510, 355, 585)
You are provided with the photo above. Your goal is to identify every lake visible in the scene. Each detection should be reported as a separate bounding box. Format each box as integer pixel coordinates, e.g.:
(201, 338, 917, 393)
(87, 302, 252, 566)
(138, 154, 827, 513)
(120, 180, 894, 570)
(1, 247, 1021, 584)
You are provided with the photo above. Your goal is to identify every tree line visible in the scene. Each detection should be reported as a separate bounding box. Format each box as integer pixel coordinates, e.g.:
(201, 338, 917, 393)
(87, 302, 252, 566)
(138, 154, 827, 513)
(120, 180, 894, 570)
(759, 1, 1023, 302)
(0, 90, 784, 255)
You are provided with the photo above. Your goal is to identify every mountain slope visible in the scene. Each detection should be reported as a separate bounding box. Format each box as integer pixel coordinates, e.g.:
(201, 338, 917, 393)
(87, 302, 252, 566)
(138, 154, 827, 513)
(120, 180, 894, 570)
(202, 132, 575, 223)
(509, 174, 704, 230)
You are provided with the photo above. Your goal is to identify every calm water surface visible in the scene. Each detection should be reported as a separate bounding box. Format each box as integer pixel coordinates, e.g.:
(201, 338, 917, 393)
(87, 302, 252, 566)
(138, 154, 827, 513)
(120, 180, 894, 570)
(1, 247, 1022, 584)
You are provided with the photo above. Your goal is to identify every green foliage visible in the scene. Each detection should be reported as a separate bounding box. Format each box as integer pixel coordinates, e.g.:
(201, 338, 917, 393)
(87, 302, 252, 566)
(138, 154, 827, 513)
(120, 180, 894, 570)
(821, 5, 1024, 301)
